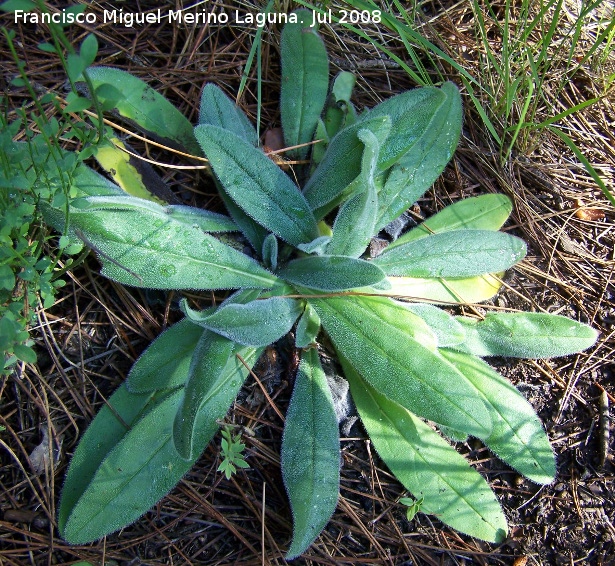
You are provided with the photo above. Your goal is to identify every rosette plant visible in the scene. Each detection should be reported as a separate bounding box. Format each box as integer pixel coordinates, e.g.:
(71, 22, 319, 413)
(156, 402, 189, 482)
(49, 11, 597, 558)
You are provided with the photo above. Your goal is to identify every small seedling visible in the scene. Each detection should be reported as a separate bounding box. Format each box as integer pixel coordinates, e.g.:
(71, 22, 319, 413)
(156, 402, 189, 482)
(399, 496, 424, 521)
(217, 425, 250, 480)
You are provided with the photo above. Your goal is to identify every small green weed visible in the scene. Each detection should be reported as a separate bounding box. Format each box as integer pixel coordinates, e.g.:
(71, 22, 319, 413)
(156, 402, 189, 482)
(0, 0, 108, 374)
(217, 425, 250, 479)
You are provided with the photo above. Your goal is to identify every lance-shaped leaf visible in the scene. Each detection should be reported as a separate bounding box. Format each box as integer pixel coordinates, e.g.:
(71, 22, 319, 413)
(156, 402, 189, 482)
(161, 204, 237, 233)
(386, 194, 513, 252)
(452, 312, 599, 358)
(383, 273, 504, 304)
(83, 67, 201, 155)
(279, 255, 386, 292)
(71, 163, 126, 198)
(343, 360, 508, 543)
(282, 348, 340, 559)
(280, 9, 329, 160)
(217, 187, 269, 254)
(295, 303, 321, 348)
(327, 128, 380, 257)
(404, 303, 466, 347)
(372, 230, 526, 278)
(323, 71, 358, 139)
(126, 318, 205, 393)
(373, 82, 463, 230)
(195, 125, 319, 247)
(441, 349, 556, 484)
(181, 296, 302, 346)
(56, 196, 277, 290)
(308, 294, 492, 437)
(303, 115, 391, 219)
(58, 346, 260, 544)
(199, 83, 258, 145)
(173, 332, 236, 460)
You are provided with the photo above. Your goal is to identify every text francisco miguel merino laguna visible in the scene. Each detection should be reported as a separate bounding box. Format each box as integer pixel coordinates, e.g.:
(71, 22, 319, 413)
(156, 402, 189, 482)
(12, 7, 341, 28)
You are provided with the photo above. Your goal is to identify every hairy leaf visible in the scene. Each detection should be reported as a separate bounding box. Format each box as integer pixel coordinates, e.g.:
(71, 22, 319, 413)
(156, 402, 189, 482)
(295, 303, 321, 348)
(387, 194, 513, 251)
(173, 332, 236, 460)
(374, 82, 463, 229)
(441, 349, 556, 484)
(404, 303, 466, 347)
(344, 360, 508, 543)
(309, 294, 492, 437)
(327, 128, 380, 257)
(181, 296, 302, 346)
(282, 348, 340, 559)
(280, 9, 329, 160)
(199, 83, 258, 145)
(453, 312, 599, 358)
(303, 115, 391, 219)
(126, 318, 205, 393)
(279, 255, 386, 292)
(58, 346, 260, 544)
(373, 230, 526, 278)
(83, 67, 200, 155)
(195, 125, 319, 246)
(60, 197, 277, 290)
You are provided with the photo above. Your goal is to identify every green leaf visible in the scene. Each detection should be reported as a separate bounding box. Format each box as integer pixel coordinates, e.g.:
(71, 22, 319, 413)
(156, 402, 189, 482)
(161, 204, 237, 233)
(262, 233, 278, 270)
(66, 53, 86, 83)
(374, 82, 463, 229)
(80, 34, 98, 68)
(452, 312, 599, 358)
(344, 360, 508, 543)
(181, 296, 302, 347)
(70, 163, 125, 198)
(173, 332, 235, 460)
(83, 67, 200, 155)
(441, 349, 556, 484)
(126, 318, 205, 393)
(63, 94, 92, 113)
(386, 194, 513, 251)
(13, 343, 37, 363)
(404, 303, 466, 347)
(0, 0, 36, 11)
(323, 71, 357, 139)
(58, 347, 260, 544)
(48, 196, 277, 290)
(280, 9, 329, 160)
(279, 256, 386, 292)
(199, 83, 258, 145)
(327, 128, 380, 257)
(217, 188, 268, 254)
(295, 303, 321, 348)
(372, 230, 526, 278)
(309, 294, 492, 437)
(303, 115, 391, 219)
(194, 125, 320, 247)
(282, 348, 340, 559)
